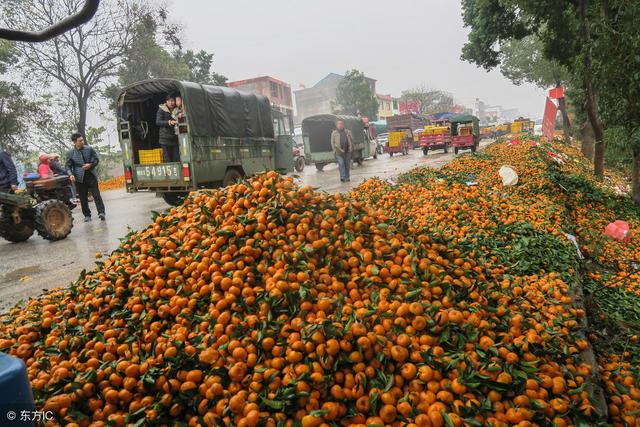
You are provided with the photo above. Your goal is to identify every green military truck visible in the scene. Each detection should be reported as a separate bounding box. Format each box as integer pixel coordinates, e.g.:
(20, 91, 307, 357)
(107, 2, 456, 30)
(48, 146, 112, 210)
(301, 114, 373, 171)
(117, 79, 294, 205)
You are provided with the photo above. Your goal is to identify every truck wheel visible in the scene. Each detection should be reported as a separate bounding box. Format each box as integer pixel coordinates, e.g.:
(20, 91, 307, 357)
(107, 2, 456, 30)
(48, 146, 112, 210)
(35, 200, 73, 241)
(294, 157, 305, 172)
(0, 210, 34, 243)
(454, 147, 459, 155)
(422, 147, 429, 156)
(444, 145, 449, 153)
(223, 168, 244, 186)
(389, 152, 394, 157)
(315, 163, 325, 171)
(162, 192, 188, 206)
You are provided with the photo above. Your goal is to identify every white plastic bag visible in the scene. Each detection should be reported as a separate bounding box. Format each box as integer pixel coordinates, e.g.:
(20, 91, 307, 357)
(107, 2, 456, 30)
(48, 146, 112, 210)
(499, 166, 518, 186)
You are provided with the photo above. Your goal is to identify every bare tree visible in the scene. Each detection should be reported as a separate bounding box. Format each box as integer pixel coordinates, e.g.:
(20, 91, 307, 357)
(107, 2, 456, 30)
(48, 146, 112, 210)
(3, 0, 138, 135)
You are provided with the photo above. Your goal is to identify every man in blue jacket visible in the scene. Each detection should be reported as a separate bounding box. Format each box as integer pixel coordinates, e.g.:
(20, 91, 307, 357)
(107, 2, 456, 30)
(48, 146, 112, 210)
(0, 149, 19, 192)
(66, 133, 105, 222)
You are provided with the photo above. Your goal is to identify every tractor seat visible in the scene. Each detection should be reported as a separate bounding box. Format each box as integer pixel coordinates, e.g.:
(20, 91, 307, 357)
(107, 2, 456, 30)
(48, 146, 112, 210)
(26, 175, 71, 190)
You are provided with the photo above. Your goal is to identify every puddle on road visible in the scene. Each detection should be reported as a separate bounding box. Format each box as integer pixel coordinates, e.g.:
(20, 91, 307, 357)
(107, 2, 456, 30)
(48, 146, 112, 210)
(3, 265, 43, 283)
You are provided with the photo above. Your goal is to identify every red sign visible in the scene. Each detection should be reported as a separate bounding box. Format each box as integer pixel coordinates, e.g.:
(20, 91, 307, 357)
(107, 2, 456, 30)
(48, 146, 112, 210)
(399, 100, 419, 114)
(542, 97, 558, 141)
(549, 86, 565, 99)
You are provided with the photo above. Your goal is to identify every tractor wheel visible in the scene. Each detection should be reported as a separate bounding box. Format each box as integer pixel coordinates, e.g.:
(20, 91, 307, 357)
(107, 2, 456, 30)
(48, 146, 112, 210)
(162, 192, 188, 206)
(422, 147, 429, 156)
(223, 168, 244, 187)
(315, 163, 325, 172)
(294, 157, 305, 172)
(34, 200, 73, 241)
(0, 210, 34, 243)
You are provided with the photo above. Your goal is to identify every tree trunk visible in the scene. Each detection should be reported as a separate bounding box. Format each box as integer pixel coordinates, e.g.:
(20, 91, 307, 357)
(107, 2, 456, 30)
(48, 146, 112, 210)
(580, 121, 595, 161)
(557, 94, 572, 144)
(580, 0, 606, 177)
(633, 151, 640, 206)
(77, 94, 88, 137)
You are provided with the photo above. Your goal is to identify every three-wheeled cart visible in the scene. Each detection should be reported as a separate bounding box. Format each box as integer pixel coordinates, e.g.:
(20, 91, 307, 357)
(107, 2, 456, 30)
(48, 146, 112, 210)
(386, 127, 412, 156)
(450, 114, 480, 154)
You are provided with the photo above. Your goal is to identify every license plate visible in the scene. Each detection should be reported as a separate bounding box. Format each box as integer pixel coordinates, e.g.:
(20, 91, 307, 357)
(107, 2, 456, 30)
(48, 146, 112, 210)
(135, 163, 181, 181)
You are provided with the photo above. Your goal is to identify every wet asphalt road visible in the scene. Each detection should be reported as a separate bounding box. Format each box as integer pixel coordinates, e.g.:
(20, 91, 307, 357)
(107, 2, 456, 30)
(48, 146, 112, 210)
(0, 141, 491, 313)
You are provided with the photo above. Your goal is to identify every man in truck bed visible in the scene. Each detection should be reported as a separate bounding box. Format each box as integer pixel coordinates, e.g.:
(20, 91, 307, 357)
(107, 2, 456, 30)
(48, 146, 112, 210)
(156, 93, 179, 162)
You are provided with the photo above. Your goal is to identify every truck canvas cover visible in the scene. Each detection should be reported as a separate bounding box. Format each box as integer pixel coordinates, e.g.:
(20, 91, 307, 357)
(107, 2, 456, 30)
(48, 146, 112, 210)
(450, 114, 480, 136)
(302, 114, 363, 153)
(118, 79, 274, 139)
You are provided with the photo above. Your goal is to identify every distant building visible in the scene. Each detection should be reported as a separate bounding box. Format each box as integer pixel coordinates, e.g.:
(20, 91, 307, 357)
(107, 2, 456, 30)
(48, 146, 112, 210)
(474, 98, 520, 123)
(293, 72, 377, 125)
(377, 94, 394, 119)
(228, 76, 293, 123)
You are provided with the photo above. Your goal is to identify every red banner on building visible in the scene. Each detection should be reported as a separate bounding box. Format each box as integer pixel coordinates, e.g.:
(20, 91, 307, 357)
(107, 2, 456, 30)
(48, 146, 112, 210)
(549, 86, 565, 99)
(399, 100, 419, 114)
(542, 97, 558, 141)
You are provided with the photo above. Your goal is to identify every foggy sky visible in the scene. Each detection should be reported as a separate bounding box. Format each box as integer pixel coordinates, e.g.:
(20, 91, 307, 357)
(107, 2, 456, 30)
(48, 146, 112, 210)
(168, 0, 546, 119)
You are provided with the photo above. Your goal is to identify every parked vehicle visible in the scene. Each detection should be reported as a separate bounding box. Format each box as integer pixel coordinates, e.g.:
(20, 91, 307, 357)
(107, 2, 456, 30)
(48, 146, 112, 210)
(0, 175, 75, 243)
(511, 117, 534, 134)
(495, 123, 511, 137)
(118, 79, 294, 205)
(386, 127, 412, 156)
(412, 128, 426, 148)
(293, 141, 305, 172)
(301, 114, 371, 171)
(419, 120, 451, 154)
(376, 133, 389, 155)
(451, 114, 480, 154)
(387, 114, 427, 149)
(480, 125, 495, 139)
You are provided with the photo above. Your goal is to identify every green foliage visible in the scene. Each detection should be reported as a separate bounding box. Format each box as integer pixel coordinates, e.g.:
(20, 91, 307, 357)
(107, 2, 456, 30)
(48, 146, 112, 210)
(332, 70, 378, 120)
(0, 82, 41, 159)
(483, 222, 579, 279)
(500, 35, 569, 88)
(0, 41, 17, 74)
(104, 8, 227, 111)
(400, 86, 454, 115)
(604, 127, 634, 173)
(0, 42, 41, 159)
(592, 2, 640, 155)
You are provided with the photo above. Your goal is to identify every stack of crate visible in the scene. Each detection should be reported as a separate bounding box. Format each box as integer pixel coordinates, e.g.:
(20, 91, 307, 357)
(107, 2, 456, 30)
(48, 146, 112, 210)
(138, 148, 163, 165)
(459, 126, 474, 136)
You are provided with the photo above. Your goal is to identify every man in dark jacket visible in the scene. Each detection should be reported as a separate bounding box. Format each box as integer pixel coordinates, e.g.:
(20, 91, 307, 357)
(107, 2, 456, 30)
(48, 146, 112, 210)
(66, 133, 105, 222)
(0, 150, 19, 192)
(156, 94, 179, 162)
(330, 119, 354, 182)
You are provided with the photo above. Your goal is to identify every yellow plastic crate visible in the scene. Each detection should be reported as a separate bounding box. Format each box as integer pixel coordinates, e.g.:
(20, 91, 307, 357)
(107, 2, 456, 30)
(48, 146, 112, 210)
(388, 131, 405, 148)
(459, 126, 473, 136)
(139, 148, 163, 165)
(432, 126, 450, 135)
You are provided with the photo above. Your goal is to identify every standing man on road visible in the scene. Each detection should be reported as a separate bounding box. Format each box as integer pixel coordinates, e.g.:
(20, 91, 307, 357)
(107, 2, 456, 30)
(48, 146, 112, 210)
(0, 149, 18, 192)
(156, 93, 179, 162)
(66, 133, 105, 222)
(331, 119, 354, 182)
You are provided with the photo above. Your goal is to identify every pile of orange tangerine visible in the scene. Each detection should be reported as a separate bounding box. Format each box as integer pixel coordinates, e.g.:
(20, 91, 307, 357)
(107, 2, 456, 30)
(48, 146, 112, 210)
(0, 138, 638, 426)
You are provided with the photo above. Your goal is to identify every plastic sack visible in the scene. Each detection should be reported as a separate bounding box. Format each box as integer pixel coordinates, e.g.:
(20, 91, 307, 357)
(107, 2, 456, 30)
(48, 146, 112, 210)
(499, 166, 519, 186)
(604, 220, 632, 243)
